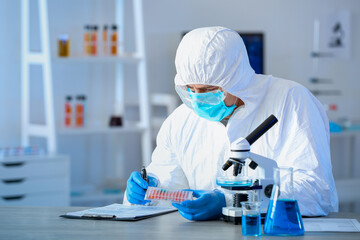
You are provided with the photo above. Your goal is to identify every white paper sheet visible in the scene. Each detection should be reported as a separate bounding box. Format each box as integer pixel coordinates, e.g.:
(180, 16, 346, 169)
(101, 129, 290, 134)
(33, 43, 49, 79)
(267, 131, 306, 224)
(303, 218, 360, 232)
(63, 204, 177, 220)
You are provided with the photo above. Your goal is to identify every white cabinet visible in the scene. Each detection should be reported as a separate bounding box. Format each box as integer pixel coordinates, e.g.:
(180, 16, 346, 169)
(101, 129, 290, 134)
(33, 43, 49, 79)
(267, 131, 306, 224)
(20, 0, 150, 205)
(0, 155, 70, 206)
(330, 131, 360, 212)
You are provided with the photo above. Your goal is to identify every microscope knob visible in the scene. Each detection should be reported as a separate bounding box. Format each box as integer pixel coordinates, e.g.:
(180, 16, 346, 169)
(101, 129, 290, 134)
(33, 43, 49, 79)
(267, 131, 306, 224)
(264, 184, 273, 198)
(249, 160, 258, 170)
(233, 193, 248, 207)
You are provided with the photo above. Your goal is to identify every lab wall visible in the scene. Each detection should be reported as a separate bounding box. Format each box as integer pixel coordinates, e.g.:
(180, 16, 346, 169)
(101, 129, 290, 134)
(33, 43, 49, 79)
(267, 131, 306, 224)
(143, 0, 360, 122)
(1, 0, 360, 208)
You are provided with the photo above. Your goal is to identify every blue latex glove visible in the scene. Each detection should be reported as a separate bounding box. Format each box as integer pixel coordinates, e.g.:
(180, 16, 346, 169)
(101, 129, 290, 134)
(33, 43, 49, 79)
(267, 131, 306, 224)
(126, 171, 158, 205)
(172, 189, 226, 221)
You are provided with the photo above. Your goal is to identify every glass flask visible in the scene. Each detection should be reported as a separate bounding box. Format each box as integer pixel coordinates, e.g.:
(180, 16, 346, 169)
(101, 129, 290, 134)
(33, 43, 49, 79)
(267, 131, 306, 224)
(264, 167, 304, 236)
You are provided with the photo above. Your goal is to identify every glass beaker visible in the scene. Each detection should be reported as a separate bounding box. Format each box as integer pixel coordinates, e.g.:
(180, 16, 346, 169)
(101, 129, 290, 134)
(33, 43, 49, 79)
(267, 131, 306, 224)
(241, 202, 261, 236)
(264, 167, 304, 236)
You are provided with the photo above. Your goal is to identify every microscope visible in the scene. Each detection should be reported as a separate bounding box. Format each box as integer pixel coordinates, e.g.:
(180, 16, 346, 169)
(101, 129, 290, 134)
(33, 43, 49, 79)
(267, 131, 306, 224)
(217, 115, 278, 224)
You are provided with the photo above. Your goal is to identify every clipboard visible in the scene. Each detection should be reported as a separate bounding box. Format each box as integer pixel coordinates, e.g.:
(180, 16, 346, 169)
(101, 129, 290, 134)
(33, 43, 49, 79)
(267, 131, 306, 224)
(60, 203, 177, 221)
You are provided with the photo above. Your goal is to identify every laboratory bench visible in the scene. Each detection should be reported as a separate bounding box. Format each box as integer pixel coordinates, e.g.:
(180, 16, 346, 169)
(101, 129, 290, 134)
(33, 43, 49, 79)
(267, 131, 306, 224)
(0, 206, 359, 240)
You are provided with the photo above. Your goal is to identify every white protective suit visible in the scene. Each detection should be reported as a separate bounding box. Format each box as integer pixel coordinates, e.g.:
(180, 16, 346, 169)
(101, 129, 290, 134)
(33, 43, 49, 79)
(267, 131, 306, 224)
(125, 26, 339, 216)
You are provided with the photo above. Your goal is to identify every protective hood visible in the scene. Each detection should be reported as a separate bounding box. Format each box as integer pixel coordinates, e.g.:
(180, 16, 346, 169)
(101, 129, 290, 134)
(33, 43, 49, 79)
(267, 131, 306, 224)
(174, 26, 257, 105)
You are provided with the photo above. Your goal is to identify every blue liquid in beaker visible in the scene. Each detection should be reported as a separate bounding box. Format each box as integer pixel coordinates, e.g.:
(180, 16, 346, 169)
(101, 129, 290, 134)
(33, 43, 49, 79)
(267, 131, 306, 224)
(264, 199, 304, 236)
(242, 214, 261, 236)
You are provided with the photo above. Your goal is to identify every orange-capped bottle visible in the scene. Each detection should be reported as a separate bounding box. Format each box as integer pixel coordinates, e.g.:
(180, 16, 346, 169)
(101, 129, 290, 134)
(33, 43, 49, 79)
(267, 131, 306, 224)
(82, 95, 87, 126)
(64, 96, 72, 127)
(111, 24, 118, 55)
(84, 25, 90, 55)
(75, 95, 84, 127)
(103, 25, 108, 55)
(92, 25, 98, 56)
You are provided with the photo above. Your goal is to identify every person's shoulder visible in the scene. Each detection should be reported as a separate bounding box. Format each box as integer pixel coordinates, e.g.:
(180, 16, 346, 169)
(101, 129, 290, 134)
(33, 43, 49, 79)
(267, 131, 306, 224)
(269, 76, 311, 98)
(157, 104, 199, 143)
(269, 76, 300, 89)
(162, 104, 194, 127)
(169, 104, 192, 119)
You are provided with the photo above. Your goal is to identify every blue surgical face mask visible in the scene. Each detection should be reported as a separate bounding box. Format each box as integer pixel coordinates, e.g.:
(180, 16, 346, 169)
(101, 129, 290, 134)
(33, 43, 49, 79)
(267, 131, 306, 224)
(189, 89, 236, 121)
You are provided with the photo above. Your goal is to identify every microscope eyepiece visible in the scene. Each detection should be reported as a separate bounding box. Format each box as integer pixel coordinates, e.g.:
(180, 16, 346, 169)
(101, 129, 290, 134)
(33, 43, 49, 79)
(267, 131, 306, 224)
(245, 114, 278, 145)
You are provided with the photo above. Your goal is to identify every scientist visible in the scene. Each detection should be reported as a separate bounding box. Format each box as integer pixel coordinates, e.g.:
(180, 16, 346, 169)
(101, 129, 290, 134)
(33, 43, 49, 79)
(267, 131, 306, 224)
(124, 26, 338, 220)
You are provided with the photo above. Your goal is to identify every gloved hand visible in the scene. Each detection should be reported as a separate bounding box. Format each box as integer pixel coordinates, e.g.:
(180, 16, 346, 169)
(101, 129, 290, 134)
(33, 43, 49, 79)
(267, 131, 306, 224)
(126, 171, 158, 205)
(172, 189, 226, 221)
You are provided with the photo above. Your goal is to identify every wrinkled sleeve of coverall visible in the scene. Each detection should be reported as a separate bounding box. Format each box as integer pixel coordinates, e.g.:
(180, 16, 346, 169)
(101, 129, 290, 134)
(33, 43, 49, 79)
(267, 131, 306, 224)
(123, 115, 189, 206)
(124, 113, 190, 206)
(147, 115, 189, 190)
(275, 86, 338, 216)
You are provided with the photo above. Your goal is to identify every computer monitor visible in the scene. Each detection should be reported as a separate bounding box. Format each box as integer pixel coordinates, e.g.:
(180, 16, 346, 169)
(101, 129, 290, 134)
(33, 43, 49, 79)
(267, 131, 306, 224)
(238, 32, 264, 74)
(181, 31, 265, 74)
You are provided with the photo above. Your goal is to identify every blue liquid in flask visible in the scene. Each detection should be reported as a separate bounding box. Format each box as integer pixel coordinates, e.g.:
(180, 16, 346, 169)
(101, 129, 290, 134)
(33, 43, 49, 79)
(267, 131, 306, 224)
(242, 214, 261, 236)
(264, 199, 304, 236)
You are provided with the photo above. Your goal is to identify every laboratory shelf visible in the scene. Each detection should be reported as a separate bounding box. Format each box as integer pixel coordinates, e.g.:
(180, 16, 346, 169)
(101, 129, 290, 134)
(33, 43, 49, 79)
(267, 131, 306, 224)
(57, 125, 146, 135)
(330, 130, 360, 138)
(21, 0, 150, 207)
(53, 54, 141, 63)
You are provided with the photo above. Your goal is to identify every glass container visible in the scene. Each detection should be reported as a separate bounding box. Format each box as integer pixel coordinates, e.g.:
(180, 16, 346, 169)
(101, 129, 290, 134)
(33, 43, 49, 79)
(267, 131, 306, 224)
(263, 167, 304, 236)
